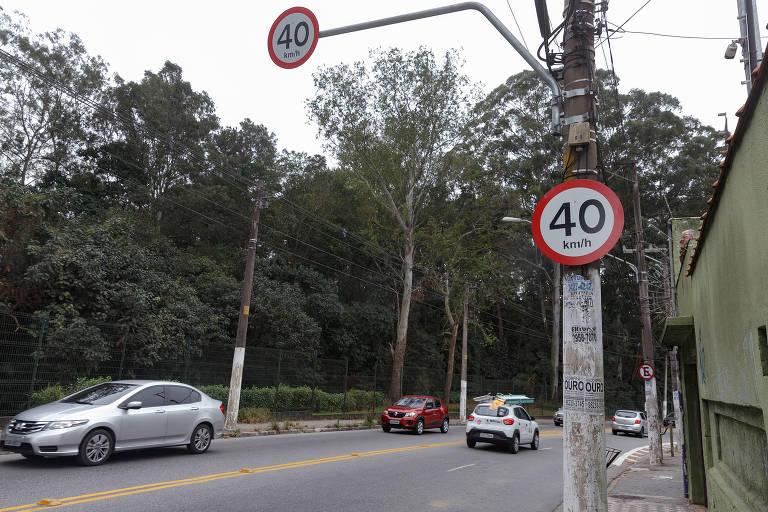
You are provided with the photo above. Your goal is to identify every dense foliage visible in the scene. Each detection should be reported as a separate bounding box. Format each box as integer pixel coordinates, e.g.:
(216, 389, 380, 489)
(0, 10, 720, 411)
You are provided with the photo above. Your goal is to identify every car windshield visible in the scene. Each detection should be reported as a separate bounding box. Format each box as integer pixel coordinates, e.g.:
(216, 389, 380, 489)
(615, 410, 638, 418)
(62, 383, 139, 405)
(474, 405, 507, 417)
(395, 397, 425, 408)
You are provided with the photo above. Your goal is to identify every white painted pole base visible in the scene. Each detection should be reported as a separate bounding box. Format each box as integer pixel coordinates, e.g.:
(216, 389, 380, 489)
(224, 346, 245, 432)
(459, 380, 467, 423)
(645, 377, 662, 464)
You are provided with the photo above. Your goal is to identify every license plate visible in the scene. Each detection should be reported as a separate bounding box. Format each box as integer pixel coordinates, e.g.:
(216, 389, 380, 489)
(5, 438, 21, 447)
(479, 433, 494, 439)
(389, 419, 400, 424)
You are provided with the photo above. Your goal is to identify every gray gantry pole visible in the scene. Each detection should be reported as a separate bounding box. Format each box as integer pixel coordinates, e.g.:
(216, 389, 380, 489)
(318, 2, 562, 135)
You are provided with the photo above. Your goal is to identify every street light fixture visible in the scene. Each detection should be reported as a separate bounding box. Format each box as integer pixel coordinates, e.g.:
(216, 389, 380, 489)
(501, 216, 532, 224)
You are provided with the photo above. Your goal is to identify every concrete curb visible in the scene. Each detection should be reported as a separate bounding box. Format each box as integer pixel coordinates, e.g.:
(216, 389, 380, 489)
(224, 425, 380, 438)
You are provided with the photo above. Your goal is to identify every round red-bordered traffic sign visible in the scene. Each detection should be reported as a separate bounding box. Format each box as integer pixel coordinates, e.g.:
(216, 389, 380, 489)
(531, 179, 624, 265)
(638, 363, 655, 381)
(267, 7, 319, 69)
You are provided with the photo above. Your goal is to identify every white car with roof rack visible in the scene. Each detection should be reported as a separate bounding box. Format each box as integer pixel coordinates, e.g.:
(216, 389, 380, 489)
(465, 394, 539, 454)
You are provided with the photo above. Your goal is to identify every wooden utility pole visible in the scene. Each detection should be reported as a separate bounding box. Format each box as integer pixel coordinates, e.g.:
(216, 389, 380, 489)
(629, 160, 663, 464)
(459, 283, 469, 424)
(224, 180, 264, 432)
(561, 0, 607, 509)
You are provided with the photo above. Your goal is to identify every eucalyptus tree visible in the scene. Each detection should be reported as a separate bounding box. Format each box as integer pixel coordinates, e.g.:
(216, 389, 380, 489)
(308, 48, 474, 399)
(0, 11, 108, 185)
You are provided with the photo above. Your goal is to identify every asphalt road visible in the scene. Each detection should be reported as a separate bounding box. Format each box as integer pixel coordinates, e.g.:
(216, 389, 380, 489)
(0, 424, 647, 512)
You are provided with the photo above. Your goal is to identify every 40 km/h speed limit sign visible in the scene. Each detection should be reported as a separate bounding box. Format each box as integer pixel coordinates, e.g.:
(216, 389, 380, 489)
(268, 7, 319, 69)
(532, 179, 624, 265)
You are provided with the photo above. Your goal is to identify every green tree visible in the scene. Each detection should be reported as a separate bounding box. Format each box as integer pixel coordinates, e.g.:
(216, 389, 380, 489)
(111, 61, 219, 223)
(308, 48, 474, 399)
(0, 11, 108, 185)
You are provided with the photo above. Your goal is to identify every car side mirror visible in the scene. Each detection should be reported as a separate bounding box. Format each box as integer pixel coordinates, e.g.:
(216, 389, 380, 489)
(530, 416, 536, 421)
(122, 401, 142, 410)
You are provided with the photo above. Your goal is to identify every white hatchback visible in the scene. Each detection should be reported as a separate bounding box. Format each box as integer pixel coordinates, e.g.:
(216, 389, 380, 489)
(465, 402, 539, 453)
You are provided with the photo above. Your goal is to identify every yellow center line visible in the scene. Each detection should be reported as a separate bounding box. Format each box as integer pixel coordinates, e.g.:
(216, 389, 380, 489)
(3, 441, 465, 512)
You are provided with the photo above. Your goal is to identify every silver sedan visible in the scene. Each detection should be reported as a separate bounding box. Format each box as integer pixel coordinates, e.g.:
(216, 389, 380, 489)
(0, 380, 225, 465)
(611, 409, 647, 437)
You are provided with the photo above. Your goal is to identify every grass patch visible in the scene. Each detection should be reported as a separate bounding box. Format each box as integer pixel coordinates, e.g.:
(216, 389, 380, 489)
(238, 407, 270, 424)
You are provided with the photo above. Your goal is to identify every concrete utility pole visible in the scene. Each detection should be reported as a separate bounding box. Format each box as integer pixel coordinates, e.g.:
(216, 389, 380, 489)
(459, 283, 469, 424)
(224, 180, 264, 432)
(737, 0, 763, 93)
(628, 160, 662, 464)
(560, 1, 607, 510)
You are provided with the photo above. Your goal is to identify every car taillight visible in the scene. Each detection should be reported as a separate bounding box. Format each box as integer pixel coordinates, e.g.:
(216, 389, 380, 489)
(611, 416, 615, 421)
(220, 405, 226, 416)
(503, 418, 515, 425)
(468, 415, 474, 421)
(635, 419, 641, 424)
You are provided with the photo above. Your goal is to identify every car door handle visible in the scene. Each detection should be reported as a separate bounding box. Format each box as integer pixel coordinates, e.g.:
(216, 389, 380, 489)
(155, 410, 165, 414)
(190, 407, 199, 411)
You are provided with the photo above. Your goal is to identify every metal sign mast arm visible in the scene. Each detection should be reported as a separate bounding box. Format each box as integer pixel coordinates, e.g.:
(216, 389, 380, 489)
(318, 2, 562, 134)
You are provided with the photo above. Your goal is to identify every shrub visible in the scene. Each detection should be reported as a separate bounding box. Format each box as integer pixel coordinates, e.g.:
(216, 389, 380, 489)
(29, 377, 112, 407)
(27, 381, 385, 413)
(199, 384, 229, 404)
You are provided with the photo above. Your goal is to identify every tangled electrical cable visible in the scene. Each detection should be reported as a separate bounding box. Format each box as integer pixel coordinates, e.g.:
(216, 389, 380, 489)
(537, 1, 573, 72)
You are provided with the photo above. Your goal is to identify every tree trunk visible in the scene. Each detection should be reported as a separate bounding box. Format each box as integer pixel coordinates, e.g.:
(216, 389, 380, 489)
(443, 320, 459, 409)
(495, 293, 504, 344)
(551, 262, 561, 400)
(389, 234, 415, 401)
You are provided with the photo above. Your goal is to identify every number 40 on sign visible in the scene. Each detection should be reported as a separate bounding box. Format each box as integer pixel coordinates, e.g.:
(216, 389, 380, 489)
(532, 179, 624, 265)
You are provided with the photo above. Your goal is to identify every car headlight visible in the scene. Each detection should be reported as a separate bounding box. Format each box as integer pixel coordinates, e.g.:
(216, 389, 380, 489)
(45, 420, 89, 430)
(406, 411, 416, 417)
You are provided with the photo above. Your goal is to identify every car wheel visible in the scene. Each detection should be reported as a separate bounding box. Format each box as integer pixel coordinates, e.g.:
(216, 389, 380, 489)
(21, 453, 40, 460)
(440, 417, 449, 434)
(382, 425, 391, 433)
(78, 429, 113, 466)
(530, 431, 539, 450)
(187, 423, 212, 454)
(639, 427, 645, 438)
(466, 438, 476, 448)
(509, 434, 520, 454)
(415, 418, 424, 435)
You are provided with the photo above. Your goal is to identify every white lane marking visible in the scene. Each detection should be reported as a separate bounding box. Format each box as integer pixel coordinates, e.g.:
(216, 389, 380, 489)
(446, 464, 476, 472)
(540, 447, 553, 450)
(612, 445, 649, 466)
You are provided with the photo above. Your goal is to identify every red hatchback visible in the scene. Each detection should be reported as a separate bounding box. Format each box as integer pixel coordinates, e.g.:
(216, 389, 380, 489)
(381, 395, 450, 435)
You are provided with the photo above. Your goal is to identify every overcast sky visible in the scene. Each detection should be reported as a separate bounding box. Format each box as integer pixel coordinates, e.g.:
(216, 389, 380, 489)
(2, 0, 766, 158)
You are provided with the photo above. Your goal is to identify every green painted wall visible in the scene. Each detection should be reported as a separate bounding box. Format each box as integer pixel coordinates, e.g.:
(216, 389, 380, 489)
(673, 79, 768, 511)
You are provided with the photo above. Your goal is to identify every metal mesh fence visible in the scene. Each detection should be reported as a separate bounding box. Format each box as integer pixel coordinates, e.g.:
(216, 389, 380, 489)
(0, 312, 648, 418)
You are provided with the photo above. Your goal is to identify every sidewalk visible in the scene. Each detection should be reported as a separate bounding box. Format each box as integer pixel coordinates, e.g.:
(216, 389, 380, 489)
(553, 441, 705, 512)
(606, 444, 705, 512)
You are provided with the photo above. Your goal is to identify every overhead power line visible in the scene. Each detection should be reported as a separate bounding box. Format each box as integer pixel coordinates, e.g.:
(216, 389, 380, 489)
(611, 28, 742, 40)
